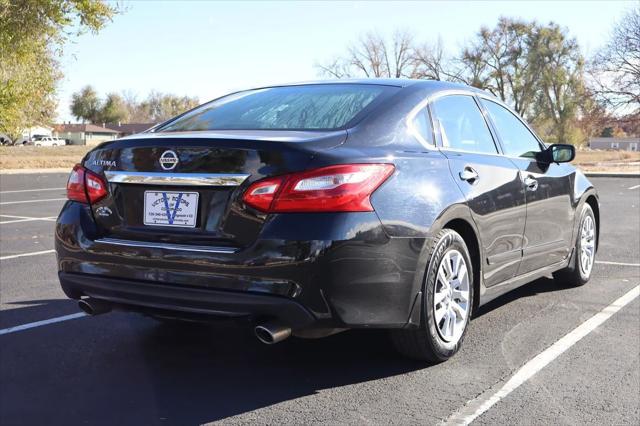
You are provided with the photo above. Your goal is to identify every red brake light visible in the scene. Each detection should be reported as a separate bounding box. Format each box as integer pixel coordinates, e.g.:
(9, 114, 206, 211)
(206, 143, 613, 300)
(243, 164, 394, 213)
(66, 165, 87, 202)
(85, 171, 108, 203)
(66, 164, 108, 204)
(243, 176, 284, 212)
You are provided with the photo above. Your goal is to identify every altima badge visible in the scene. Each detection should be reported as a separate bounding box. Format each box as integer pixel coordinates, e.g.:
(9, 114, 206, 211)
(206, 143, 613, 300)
(95, 206, 112, 217)
(91, 159, 117, 168)
(159, 150, 179, 170)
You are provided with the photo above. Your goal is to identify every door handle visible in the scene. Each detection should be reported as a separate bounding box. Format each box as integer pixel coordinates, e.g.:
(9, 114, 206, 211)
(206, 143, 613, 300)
(459, 167, 479, 183)
(524, 175, 538, 191)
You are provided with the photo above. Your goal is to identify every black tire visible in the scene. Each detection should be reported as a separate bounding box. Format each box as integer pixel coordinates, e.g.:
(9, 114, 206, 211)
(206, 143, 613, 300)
(391, 229, 474, 363)
(553, 204, 596, 287)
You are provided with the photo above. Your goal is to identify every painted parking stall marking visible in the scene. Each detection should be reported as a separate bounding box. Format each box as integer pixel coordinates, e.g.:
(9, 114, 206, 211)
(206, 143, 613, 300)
(0, 249, 56, 261)
(446, 285, 640, 425)
(0, 214, 57, 225)
(0, 197, 67, 206)
(0, 187, 65, 194)
(595, 260, 640, 267)
(0, 313, 87, 336)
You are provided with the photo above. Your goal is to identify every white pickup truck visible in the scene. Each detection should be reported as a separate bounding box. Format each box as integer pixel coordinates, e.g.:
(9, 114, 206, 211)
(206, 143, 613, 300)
(33, 137, 66, 146)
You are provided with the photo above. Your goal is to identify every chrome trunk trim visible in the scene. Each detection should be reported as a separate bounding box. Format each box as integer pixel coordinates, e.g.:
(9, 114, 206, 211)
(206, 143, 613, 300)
(104, 171, 250, 186)
(95, 238, 238, 254)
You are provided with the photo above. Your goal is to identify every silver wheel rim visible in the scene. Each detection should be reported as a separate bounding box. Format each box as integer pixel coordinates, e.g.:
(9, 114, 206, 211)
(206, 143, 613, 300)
(433, 249, 470, 343)
(580, 215, 595, 277)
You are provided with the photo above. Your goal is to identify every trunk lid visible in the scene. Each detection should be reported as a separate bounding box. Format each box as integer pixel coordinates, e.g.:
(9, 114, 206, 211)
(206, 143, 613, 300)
(83, 130, 346, 248)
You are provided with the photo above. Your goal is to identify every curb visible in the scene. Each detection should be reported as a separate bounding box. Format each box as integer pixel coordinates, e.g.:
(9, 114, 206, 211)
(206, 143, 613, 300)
(583, 172, 640, 178)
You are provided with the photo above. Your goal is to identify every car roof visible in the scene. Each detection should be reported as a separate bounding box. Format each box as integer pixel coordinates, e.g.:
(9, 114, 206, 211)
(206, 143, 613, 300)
(246, 78, 483, 92)
(258, 78, 417, 88)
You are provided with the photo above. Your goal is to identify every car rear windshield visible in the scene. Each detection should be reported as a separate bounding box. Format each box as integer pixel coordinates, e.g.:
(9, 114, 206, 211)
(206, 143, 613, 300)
(156, 84, 397, 132)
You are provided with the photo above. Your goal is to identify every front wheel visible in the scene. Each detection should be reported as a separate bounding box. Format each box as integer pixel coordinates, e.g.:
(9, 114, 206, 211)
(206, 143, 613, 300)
(553, 204, 597, 287)
(392, 229, 473, 363)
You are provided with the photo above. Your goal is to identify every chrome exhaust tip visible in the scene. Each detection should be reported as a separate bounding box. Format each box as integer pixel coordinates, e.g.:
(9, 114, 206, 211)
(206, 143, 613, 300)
(78, 298, 112, 316)
(255, 321, 292, 344)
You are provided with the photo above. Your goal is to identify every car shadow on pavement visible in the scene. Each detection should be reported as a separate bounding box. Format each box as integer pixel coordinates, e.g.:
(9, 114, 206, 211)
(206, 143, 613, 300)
(1, 276, 575, 425)
(133, 274, 571, 424)
(134, 322, 423, 424)
(473, 276, 574, 319)
(0, 301, 425, 425)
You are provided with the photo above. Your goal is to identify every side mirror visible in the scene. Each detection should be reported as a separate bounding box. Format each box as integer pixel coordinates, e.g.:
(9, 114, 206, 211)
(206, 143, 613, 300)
(547, 144, 575, 163)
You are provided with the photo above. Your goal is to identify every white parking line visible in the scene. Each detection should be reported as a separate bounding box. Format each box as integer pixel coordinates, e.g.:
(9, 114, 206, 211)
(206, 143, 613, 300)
(0, 198, 67, 206)
(0, 218, 43, 225)
(628, 184, 640, 190)
(0, 214, 57, 224)
(0, 214, 56, 219)
(0, 312, 87, 336)
(596, 260, 640, 267)
(446, 285, 640, 425)
(0, 187, 65, 194)
(0, 249, 55, 261)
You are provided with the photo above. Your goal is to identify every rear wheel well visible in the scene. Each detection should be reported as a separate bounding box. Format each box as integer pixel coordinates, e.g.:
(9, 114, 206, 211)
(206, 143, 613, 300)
(585, 195, 599, 251)
(443, 219, 481, 313)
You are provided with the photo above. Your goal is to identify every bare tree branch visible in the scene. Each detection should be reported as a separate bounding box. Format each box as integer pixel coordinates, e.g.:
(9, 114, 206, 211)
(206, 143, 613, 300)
(589, 7, 640, 113)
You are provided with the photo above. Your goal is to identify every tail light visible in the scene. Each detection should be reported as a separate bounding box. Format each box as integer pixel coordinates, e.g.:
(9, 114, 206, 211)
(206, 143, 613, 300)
(66, 164, 108, 204)
(243, 164, 394, 213)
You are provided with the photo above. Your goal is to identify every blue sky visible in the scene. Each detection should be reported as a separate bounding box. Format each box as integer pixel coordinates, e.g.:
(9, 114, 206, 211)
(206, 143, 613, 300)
(57, 0, 635, 122)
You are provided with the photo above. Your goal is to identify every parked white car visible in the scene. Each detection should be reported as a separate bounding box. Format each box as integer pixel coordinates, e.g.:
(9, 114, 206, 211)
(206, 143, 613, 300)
(33, 137, 66, 146)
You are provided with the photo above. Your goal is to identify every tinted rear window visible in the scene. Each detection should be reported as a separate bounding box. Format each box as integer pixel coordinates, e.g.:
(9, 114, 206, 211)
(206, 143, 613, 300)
(157, 84, 396, 132)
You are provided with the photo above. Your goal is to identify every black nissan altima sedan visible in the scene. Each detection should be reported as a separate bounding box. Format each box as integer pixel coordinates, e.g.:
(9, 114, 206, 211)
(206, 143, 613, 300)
(55, 79, 599, 362)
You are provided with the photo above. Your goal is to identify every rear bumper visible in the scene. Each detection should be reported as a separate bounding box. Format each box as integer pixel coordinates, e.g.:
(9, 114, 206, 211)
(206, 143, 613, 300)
(59, 272, 316, 327)
(56, 201, 427, 329)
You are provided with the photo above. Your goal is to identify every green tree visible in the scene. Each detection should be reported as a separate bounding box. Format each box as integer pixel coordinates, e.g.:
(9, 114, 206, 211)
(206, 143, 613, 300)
(439, 19, 587, 144)
(0, 0, 117, 139)
(529, 23, 585, 144)
(137, 92, 199, 122)
(70, 88, 198, 124)
(70, 85, 100, 123)
(98, 92, 128, 124)
(600, 127, 614, 137)
(457, 18, 539, 116)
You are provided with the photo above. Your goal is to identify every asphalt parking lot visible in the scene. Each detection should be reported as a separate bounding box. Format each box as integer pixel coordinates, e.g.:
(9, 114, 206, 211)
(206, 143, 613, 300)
(0, 173, 638, 425)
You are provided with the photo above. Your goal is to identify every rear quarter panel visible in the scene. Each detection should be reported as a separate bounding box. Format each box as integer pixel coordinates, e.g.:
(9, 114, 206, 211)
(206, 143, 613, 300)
(571, 168, 599, 249)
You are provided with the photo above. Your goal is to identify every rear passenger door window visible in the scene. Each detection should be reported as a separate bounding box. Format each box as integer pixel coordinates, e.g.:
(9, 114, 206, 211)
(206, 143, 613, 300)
(481, 99, 542, 158)
(431, 95, 497, 155)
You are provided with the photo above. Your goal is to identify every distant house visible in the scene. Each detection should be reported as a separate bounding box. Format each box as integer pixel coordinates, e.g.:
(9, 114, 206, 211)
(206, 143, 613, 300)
(54, 124, 120, 146)
(589, 137, 639, 152)
(104, 122, 158, 137)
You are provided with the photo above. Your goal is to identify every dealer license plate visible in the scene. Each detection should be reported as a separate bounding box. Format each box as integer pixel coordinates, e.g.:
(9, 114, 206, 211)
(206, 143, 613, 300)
(143, 191, 198, 228)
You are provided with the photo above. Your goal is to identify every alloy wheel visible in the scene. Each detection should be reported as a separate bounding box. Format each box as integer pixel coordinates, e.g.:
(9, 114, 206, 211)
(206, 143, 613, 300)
(580, 215, 596, 277)
(433, 249, 470, 343)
